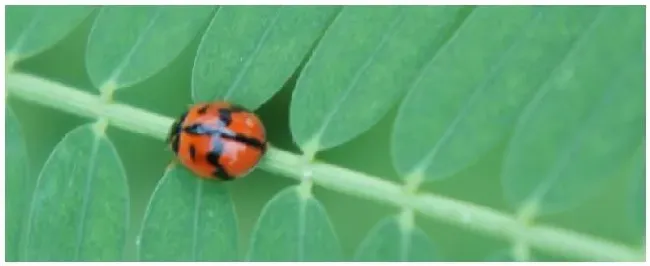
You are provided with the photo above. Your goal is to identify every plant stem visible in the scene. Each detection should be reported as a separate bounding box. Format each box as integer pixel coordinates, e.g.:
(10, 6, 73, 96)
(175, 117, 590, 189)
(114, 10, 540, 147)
(5, 72, 644, 262)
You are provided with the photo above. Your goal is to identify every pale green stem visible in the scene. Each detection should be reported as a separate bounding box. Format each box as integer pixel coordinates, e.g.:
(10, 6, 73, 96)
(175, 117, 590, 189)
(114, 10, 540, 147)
(5, 72, 644, 262)
(512, 200, 539, 261)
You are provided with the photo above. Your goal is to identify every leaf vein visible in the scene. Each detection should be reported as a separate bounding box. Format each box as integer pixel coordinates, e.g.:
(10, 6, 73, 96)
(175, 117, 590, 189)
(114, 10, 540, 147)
(102, 7, 162, 87)
(74, 133, 102, 259)
(309, 8, 406, 148)
(409, 9, 545, 176)
(221, 7, 284, 101)
(191, 179, 204, 260)
(297, 195, 307, 261)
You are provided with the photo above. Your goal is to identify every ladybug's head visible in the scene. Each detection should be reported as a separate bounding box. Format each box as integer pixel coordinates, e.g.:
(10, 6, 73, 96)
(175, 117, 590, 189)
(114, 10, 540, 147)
(167, 111, 188, 154)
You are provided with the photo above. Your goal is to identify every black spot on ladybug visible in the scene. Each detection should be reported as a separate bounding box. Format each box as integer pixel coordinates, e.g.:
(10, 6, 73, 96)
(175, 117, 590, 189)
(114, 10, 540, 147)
(207, 152, 234, 180)
(189, 145, 197, 162)
(197, 104, 209, 115)
(183, 124, 206, 135)
(222, 134, 266, 153)
(218, 108, 232, 126)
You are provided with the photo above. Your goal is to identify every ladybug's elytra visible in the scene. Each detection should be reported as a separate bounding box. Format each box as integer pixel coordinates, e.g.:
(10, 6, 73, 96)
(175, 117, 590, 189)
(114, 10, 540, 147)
(167, 101, 267, 180)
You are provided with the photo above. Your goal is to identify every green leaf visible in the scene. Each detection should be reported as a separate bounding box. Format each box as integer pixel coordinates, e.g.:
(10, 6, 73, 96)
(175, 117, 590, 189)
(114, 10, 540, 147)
(137, 165, 238, 261)
(290, 6, 467, 155)
(392, 6, 604, 182)
(6, 106, 31, 261)
(86, 6, 215, 90)
(354, 215, 438, 261)
(502, 6, 645, 216)
(628, 143, 645, 236)
(6, 6, 94, 61)
(192, 6, 339, 109)
(247, 185, 341, 261)
(22, 124, 129, 261)
(484, 249, 517, 262)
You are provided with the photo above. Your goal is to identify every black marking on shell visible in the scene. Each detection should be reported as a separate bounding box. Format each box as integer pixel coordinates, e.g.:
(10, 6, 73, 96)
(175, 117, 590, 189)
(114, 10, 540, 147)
(218, 108, 232, 126)
(189, 145, 197, 162)
(196, 104, 209, 115)
(206, 152, 234, 181)
(222, 134, 267, 153)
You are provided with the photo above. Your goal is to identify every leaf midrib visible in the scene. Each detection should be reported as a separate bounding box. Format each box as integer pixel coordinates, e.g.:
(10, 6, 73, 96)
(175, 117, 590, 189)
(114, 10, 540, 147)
(509, 9, 606, 208)
(191, 179, 204, 260)
(408, 9, 545, 177)
(527, 54, 641, 209)
(74, 132, 102, 259)
(100, 7, 162, 88)
(221, 7, 283, 102)
(297, 194, 307, 261)
(399, 223, 412, 261)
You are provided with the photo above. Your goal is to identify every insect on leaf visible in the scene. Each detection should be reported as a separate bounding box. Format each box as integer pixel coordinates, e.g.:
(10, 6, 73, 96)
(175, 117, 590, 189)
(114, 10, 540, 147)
(138, 165, 238, 261)
(247, 186, 342, 261)
(392, 6, 605, 182)
(192, 6, 339, 110)
(354, 215, 438, 262)
(86, 6, 215, 90)
(290, 6, 467, 155)
(22, 124, 129, 261)
(502, 6, 645, 216)
(5, 106, 32, 261)
(6, 6, 95, 61)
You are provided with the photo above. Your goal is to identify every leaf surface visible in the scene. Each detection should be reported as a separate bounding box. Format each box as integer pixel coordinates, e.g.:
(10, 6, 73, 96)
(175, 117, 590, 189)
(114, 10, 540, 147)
(392, 6, 604, 182)
(354, 216, 438, 261)
(192, 6, 339, 109)
(628, 143, 645, 236)
(6, 6, 94, 60)
(138, 165, 238, 261)
(23, 124, 129, 261)
(290, 6, 467, 154)
(6, 106, 31, 261)
(247, 186, 341, 261)
(502, 6, 645, 215)
(86, 6, 214, 89)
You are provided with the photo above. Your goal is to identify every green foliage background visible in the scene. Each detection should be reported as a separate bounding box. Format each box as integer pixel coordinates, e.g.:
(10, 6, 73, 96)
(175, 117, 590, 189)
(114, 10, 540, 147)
(5, 5, 645, 262)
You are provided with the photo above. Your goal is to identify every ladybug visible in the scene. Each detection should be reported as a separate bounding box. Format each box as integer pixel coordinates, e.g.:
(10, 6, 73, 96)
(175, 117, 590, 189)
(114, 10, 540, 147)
(167, 101, 267, 180)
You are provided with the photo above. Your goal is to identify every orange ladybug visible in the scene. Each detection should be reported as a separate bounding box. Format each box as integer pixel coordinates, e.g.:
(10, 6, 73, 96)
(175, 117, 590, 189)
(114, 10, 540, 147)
(167, 101, 267, 180)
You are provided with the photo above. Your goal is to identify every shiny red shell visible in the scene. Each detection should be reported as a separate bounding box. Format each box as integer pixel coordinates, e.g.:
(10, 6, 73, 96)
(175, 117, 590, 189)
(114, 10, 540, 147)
(167, 101, 267, 180)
